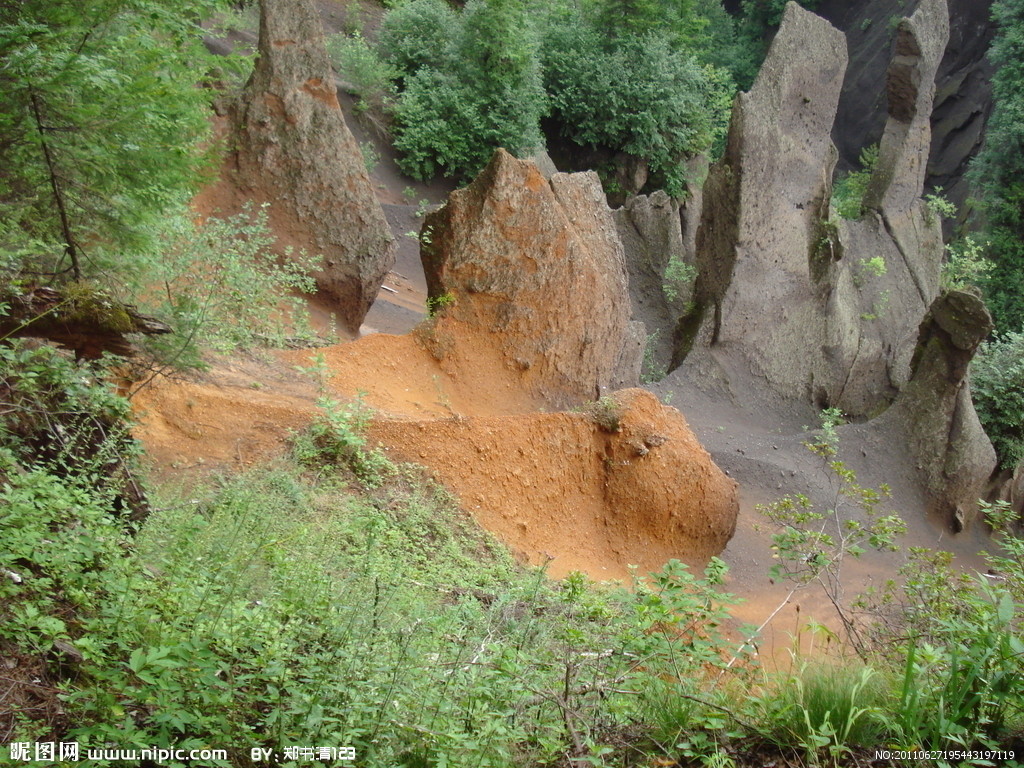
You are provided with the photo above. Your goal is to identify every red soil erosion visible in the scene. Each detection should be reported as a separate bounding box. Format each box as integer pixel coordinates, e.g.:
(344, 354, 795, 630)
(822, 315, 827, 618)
(135, 326, 738, 580)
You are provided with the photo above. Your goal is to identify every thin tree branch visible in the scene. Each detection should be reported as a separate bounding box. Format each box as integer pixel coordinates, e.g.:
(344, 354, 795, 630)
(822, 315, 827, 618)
(28, 89, 80, 280)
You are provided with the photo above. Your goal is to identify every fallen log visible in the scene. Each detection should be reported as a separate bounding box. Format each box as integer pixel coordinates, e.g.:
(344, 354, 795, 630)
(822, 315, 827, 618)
(0, 283, 171, 359)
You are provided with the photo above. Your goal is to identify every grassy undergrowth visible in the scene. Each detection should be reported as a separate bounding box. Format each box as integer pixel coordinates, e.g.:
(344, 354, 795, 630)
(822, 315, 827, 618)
(2, 347, 1024, 767)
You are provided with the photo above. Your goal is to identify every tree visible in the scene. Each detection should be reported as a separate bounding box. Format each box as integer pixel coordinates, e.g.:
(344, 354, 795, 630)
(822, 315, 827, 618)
(0, 0, 220, 283)
(541, 4, 733, 196)
(970, 0, 1024, 332)
(391, 0, 546, 180)
(586, 0, 704, 49)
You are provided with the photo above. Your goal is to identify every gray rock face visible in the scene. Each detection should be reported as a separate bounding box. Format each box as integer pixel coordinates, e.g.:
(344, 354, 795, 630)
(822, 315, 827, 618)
(614, 190, 695, 376)
(234, 0, 395, 335)
(660, 1, 993, 526)
(873, 290, 996, 527)
(998, 461, 1024, 520)
(818, 0, 994, 220)
(864, 0, 950, 215)
(422, 149, 640, 405)
(672, 0, 953, 418)
(832, 0, 949, 416)
(674, 3, 848, 399)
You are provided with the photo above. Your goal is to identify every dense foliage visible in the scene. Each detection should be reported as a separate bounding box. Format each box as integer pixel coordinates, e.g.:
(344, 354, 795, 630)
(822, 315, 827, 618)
(391, 0, 546, 181)
(972, 332, 1024, 469)
(345, 0, 740, 191)
(322, 0, 825, 191)
(0, 0, 221, 280)
(541, 3, 733, 196)
(0, 0, 319, 368)
(971, 0, 1024, 333)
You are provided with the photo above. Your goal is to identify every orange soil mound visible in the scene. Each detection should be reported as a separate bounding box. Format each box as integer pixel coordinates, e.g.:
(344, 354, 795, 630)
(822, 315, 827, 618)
(132, 361, 317, 476)
(292, 321, 541, 419)
(135, 330, 737, 581)
(371, 388, 737, 580)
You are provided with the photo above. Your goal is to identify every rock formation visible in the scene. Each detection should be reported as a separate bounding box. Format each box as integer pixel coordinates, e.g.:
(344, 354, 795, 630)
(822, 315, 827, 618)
(672, 2, 849, 403)
(817, 0, 995, 219)
(613, 162, 704, 378)
(660, 0, 994, 527)
(233, 0, 394, 335)
(671, 0, 953, 415)
(826, 0, 950, 416)
(872, 290, 995, 527)
(422, 149, 642, 405)
(370, 389, 738, 578)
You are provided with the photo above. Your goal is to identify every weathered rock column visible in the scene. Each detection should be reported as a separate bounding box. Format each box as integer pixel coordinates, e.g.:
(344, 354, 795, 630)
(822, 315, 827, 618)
(421, 149, 642, 405)
(873, 290, 996, 528)
(234, 0, 395, 335)
(672, 2, 848, 398)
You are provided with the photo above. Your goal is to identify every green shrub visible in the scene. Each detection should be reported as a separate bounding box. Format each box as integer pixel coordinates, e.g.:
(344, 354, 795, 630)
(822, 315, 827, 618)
(882, 546, 1024, 752)
(295, 395, 393, 485)
(0, 0, 220, 281)
(969, 0, 1024, 333)
(924, 187, 957, 225)
(47, 458, 748, 766)
(831, 144, 878, 220)
(979, 197, 1024, 332)
(971, 331, 1024, 469)
(326, 32, 398, 115)
(391, 0, 546, 181)
(542, 15, 732, 196)
(123, 204, 318, 370)
(942, 235, 994, 292)
(377, 0, 456, 76)
(0, 455, 128, 653)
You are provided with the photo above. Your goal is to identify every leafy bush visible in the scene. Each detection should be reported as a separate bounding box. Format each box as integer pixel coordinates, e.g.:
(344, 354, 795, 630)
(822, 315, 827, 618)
(979, 191, 1024, 332)
(326, 32, 398, 116)
(0, 341, 132, 471)
(972, 331, 1024, 469)
(0, 454, 128, 653)
(869, 543, 1024, 753)
(0, 0, 220, 280)
(968, 0, 1024, 332)
(542, 14, 732, 196)
(831, 144, 878, 220)
(42, 457, 747, 766)
(942, 235, 995, 292)
(295, 394, 393, 485)
(121, 204, 318, 370)
(740, 0, 820, 30)
(391, 0, 546, 181)
(377, 0, 456, 77)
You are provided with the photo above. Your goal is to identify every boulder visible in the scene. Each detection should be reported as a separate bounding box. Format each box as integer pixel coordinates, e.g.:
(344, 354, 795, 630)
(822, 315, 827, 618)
(421, 149, 640, 405)
(233, 0, 394, 335)
(872, 290, 996, 527)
